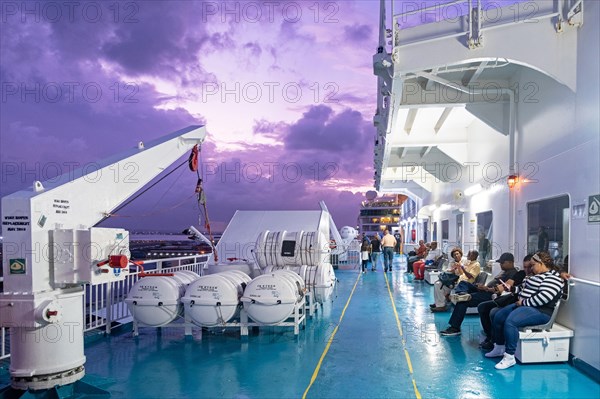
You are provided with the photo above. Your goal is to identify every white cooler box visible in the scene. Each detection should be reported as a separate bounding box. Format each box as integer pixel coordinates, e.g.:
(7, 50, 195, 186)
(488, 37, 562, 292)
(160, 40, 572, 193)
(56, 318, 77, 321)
(515, 324, 573, 363)
(424, 270, 441, 285)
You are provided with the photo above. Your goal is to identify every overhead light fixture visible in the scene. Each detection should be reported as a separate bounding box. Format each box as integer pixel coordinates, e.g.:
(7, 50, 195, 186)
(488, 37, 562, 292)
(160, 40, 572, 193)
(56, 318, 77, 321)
(507, 175, 519, 189)
(464, 183, 483, 196)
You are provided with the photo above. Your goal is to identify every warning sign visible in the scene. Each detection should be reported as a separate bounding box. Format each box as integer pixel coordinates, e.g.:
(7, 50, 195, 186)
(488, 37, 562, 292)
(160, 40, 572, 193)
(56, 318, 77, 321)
(9, 259, 26, 274)
(589, 194, 600, 223)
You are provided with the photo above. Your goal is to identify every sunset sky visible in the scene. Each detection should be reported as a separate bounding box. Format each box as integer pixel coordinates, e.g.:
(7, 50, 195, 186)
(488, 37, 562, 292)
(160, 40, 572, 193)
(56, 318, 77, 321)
(1, 1, 381, 232)
(0, 0, 523, 233)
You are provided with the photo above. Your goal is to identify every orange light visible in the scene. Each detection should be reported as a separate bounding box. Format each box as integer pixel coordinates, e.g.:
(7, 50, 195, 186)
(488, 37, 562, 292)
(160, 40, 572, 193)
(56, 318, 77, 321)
(507, 175, 519, 189)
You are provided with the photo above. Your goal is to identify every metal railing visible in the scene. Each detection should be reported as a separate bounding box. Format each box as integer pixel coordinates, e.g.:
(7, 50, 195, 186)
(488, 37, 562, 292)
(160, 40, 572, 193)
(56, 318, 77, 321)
(0, 255, 208, 360)
(331, 240, 361, 268)
(392, 0, 561, 49)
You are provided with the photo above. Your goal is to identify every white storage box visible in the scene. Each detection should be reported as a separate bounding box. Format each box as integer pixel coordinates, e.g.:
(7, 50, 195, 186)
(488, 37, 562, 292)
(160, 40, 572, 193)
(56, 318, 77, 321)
(424, 270, 440, 285)
(515, 324, 573, 363)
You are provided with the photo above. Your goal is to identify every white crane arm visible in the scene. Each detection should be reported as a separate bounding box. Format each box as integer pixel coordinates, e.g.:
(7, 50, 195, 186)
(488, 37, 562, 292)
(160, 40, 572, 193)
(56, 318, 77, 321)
(1, 125, 206, 292)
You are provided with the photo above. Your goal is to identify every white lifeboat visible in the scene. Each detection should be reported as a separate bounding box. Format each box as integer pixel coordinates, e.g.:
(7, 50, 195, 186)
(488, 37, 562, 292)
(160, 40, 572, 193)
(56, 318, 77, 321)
(301, 263, 336, 303)
(181, 270, 251, 326)
(207, 260, 259, 278)
(263, 264, 336, 304)
(125, 271, 199, 327)
(254, 230, 330, 270)
(240, 270, 305, 325)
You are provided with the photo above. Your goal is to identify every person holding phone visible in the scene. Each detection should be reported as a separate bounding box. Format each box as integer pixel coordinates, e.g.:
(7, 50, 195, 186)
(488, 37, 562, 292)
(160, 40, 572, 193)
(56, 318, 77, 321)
(431, 248, 480, 312)
(485, 252, 563, 370)
(478, 255, 533, 350)
(440, 252, 518, 336)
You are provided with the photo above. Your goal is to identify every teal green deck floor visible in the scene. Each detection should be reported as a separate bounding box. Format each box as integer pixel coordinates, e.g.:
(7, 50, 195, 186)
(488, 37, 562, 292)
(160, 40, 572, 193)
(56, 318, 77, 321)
(1, 256, 599, 398)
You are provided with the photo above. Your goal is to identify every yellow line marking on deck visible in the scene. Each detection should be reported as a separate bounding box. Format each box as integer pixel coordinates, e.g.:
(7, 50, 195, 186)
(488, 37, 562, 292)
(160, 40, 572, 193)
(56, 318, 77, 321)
(302, 272, 362, 399)
(385, 271, 422, 399)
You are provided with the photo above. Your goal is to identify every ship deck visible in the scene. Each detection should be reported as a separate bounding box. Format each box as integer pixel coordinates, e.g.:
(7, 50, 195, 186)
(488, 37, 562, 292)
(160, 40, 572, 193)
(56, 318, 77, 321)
(1, 256, 599, 398)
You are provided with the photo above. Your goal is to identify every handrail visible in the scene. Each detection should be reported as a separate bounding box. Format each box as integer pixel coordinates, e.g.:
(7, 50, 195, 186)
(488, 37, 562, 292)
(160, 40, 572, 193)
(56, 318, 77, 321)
(392, 0, 561, 49)
(395, 0, 466, 18)
(569, 277, 600, 288)
(0, 255, 210, 361)
(395, 32, 466, 49)
(479, 12, 560, 32)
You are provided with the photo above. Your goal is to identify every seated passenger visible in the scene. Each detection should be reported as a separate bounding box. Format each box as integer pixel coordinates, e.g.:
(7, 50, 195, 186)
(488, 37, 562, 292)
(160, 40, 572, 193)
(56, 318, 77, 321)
(430, 249, 480, 312)
(484, 252, 563, 370)
(413, 241, 441, 280)
(440, 252, 518, 336)
(406, 240, 427, 273)
(478, 255, 533, 349)
(479, 254, 573, 350)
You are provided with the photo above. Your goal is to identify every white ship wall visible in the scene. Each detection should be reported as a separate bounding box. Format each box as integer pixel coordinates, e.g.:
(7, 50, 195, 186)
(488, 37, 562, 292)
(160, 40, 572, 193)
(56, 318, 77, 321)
(421, 1, 599, 371)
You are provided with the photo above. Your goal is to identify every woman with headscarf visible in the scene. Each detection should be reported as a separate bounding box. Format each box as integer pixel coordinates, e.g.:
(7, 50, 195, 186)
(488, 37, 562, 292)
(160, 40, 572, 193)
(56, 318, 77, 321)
(484, 251, 563, 369)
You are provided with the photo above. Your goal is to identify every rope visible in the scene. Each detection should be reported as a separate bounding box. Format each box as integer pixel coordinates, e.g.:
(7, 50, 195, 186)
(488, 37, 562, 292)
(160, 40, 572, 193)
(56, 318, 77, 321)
(195, 151, 219, 261)
(102, 159, 188, 220)
(109, 193, 197, 218)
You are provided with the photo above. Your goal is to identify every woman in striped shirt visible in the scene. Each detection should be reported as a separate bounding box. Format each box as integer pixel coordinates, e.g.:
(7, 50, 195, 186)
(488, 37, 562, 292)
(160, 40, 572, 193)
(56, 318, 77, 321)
(484, 251, 563, 370)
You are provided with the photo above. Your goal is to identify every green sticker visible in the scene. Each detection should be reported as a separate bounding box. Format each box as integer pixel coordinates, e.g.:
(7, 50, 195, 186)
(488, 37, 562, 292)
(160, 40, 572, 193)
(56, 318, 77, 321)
(589, 194, 600, 223)
(9, 259, 26, 274)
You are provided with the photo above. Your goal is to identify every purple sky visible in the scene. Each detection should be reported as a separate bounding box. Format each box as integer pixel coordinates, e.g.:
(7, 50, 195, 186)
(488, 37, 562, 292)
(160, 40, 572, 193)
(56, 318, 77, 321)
(0, 0, 525, 233)
(1, 1, 380, 233)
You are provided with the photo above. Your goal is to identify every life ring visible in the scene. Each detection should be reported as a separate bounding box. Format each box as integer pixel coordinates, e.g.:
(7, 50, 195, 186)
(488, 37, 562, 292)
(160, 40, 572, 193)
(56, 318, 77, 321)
(188, 144, 199, 171)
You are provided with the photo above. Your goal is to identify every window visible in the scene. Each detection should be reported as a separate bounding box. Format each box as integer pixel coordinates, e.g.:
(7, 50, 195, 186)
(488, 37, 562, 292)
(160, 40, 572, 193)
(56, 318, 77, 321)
(432, 221, 438, 241)
(441, 220, 449, 240)
(527, 195, 569, 270)
(476, 211, 493, 267)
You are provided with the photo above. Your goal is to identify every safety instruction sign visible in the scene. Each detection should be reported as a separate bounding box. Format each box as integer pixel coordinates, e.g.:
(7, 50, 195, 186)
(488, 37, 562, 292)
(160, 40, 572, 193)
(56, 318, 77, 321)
(9, 259, 26, 274)
(589, 194, 600, 223)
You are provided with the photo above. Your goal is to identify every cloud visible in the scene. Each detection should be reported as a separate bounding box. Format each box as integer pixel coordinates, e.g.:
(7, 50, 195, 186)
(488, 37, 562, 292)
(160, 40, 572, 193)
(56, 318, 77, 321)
(252, 119, 287, 139)
(343, 24, 372, 42)
(243, 42, 262, 58)
(0, 80, 201, 197)
(206, 31, 236, 52)
(0, 1, 380, 232)
(284, 105, 371, 153)
(100, 4, 208, 78)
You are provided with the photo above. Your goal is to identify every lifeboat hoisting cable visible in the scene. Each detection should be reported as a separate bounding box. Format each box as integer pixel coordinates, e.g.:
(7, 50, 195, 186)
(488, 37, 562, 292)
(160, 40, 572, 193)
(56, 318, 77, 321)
(191, 145, 218, 261)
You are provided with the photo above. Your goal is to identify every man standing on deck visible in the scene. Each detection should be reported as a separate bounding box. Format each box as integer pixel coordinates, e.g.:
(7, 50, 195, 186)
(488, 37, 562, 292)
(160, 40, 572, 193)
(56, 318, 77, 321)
(381, 229, 397, 272)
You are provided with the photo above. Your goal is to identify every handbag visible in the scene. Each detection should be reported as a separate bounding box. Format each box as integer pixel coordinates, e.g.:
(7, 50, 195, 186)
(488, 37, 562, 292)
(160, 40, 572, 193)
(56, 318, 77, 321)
(493, 293, 518, 307)
(438, 272, 459, 288)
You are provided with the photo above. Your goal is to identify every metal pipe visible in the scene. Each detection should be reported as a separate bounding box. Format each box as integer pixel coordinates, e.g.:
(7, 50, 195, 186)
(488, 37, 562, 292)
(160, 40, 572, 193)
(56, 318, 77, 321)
(468, 0, 473, 42)
(477, 0, 482, 34)
(480, 12, 560, 32)
(569, 277, 600, 287)
(390, 0, 394, 48)
(395, 0, 465, 17)
(379, 0, 386, 48)
(396, 32, 466, 49)
(507, 89, 517, 252)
